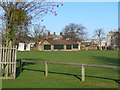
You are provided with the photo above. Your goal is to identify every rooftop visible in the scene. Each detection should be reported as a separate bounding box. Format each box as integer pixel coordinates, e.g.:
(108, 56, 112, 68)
(43, 39, 79, 45)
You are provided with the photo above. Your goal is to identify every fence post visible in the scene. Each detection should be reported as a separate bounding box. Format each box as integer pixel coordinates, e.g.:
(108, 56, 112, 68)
(45, 61, 48, 76)
(82, 64, 85, 81)
(0, 46, 1, 77)
(13, 47, 17, 79)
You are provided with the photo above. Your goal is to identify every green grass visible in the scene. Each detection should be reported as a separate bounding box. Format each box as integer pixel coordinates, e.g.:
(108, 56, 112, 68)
(2, 50, 119, 88)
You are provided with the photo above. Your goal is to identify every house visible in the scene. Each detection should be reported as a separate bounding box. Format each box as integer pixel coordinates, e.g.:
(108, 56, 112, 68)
(106, 30, 119, 46)
(37, 39, 80, 51)
(106, 30, 120, 50)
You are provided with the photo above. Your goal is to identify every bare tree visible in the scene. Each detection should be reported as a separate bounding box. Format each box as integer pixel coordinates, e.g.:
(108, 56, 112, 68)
(0, 1, 63, 46)
(29, 24, 48, 44)
(93, 28, 105, 50)
(63, 23, 87, 41)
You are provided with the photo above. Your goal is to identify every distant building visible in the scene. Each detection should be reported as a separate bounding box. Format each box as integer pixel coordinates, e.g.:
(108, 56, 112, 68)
(82, 39, 98, 46)
(101, 41, 107, 46)
(45, 32, 63, 40)
(91, 39, 98, 45)
(106, 30, 120, 50)
(82, 40, 91, 45)
(17, 42, 36, 51)
(81, 39, 108, 50)
(37, 39, 80, 51)
(18, 43, 31, 51)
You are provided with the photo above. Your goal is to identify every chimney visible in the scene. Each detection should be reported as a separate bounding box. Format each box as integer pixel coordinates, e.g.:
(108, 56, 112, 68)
(54, 32, 56, 35)
(48, 31, 50, 36)
(60, 32, 62, 35)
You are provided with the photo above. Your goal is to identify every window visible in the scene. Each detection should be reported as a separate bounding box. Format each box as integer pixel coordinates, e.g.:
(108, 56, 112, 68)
(73, 45, 78, 48)
(66, 45, 72, 50)
(44, 45, 51, 50)
(54, 45, 64, 49)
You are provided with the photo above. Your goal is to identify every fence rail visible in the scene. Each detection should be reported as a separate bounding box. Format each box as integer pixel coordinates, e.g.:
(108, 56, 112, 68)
(18, 59, 120, 81)
(20, 60, 120, 69)
(0, 46, 17, 79)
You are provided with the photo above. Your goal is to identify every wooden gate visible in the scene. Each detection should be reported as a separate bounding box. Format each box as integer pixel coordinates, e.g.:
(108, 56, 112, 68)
(0, 46, 17, 79)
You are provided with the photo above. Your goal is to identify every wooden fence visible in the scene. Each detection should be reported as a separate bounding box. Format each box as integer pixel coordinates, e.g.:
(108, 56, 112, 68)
(18, 60, 120, 81)
(0, 46, 17, 79)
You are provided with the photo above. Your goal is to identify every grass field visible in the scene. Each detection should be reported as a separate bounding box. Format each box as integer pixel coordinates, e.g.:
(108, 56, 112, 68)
(2, 50, 119, 88)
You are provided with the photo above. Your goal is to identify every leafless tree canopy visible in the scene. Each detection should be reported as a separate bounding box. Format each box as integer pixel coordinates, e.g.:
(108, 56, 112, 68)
(93, 28, 105, 48)
(29, 25, 48, 44)
(63, 23, 87, 41)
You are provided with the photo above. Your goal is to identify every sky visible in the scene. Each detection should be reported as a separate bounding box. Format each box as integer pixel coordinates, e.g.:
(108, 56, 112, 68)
(40, 2, 118, 39)
(0, 2, 118, 39)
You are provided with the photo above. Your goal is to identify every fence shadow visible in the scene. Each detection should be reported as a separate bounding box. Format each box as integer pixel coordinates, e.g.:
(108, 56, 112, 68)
(21, 68, 120, 84)
(16, 58, 45, 77)
(22, 62, 36, 67)
(92, 56, 118, 66)
(16, 60, 38, 78)
(22, 68, 82, 81)
(17, 58, 45, 61)
(16, 62, 36, 78)
(16, 67, 21, 78)
(85, 75, 120, 84)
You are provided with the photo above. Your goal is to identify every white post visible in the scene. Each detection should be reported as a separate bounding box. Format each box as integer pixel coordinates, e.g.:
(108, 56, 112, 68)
(45, 61, 48, 76)
(78, 43, 81, 50)
(82, 64, 85, 81)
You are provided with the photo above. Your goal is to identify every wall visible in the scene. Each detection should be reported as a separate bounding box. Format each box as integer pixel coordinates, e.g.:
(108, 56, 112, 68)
(18, 43, 25, 51)
(38, 40, 79, 51)
(38, 40, 51, 51)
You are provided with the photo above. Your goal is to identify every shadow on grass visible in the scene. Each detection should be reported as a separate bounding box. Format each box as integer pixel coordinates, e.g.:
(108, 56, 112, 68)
(92, 56, 118, 66)
(16, 67, 21, 78)
(16, 58, 119, 84)
(22, 68, 82, 81)
(21, 68, 120, 84)
(22, 62, 36, 67)
(16, 62, 36, 78)
(16, 61, 37, 78)
(16, 58, 45, 78)
(85, 75, 120, 84)
(17, 58, 45, 61)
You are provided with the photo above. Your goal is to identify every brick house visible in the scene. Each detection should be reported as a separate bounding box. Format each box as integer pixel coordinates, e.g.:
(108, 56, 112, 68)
(37, 39, 80, 51)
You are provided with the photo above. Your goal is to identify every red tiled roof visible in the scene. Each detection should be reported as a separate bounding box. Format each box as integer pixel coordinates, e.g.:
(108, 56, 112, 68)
(46, 39, 78, 45)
